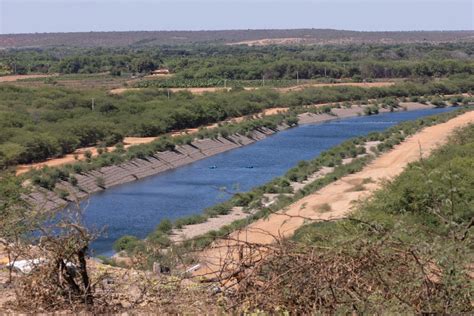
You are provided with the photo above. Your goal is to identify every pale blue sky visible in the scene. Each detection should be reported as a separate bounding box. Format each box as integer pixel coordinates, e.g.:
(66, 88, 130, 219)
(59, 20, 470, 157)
(1, 0, 473, 34)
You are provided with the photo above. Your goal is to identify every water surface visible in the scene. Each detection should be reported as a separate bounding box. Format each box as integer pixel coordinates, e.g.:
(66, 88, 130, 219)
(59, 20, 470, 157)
(82, 108, 454, 255)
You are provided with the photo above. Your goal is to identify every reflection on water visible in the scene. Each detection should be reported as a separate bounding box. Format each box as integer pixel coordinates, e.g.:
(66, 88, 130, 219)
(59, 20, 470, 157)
(81, 108, 454, 255)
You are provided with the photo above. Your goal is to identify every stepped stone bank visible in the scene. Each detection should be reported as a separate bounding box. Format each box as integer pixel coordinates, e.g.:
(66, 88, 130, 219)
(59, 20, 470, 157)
(25, 126, 289, 211)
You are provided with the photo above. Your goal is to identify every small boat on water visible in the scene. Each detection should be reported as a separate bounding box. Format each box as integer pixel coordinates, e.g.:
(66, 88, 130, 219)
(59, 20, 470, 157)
(209, 165, 217, 169)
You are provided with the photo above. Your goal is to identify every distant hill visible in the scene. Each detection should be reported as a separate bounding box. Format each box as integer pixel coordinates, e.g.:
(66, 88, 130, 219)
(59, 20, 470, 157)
(0, 29, 474, 48)
(1, 29, 473, 48)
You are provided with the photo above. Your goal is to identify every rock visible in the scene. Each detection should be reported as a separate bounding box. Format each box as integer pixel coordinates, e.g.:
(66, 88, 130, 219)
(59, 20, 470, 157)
(120, 301, 132, 309)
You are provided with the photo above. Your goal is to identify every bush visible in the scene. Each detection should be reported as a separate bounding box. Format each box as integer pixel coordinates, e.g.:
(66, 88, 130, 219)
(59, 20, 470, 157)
(147, 231, 171, 247)
(113, 235, 140, 253)
(205, 203, 232, 217)
(363, 105, 379, 116)
(68, 175, 78, 186)
(430, 97, 446, 107)
(95, 176, 105, 188)
(156, 219, 172, 233)
(232, 192, 256, 207)
(174, 214, 206, 229)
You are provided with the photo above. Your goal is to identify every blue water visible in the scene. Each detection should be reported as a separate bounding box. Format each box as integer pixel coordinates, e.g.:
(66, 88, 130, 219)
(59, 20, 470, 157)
(81, 108, 454, 255)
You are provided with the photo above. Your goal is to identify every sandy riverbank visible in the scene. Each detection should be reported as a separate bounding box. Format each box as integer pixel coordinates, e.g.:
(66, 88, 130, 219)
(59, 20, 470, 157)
(196, 110, 474, 277)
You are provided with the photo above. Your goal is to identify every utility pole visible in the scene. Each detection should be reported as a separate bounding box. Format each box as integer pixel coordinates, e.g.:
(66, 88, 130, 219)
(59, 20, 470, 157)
(324, 67, 327, 77)
(91, 98, 95, 110)
(167, 89, 170, 100)
(224, 79, 227, 89)
(11, 61, 17, 75)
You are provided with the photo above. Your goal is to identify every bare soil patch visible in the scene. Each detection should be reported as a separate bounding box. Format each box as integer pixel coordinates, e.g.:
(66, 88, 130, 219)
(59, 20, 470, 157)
(276, 81, 395, 93)
(170, 208, 250, 242)
(0, 74, 56, 83)
(169, 87, 232, 94)
(109, 87, 143, 95)
(110, 87, 238, 95)
(15, 137, 152, 175)
(14, 114, 248, 175)
(228, 37, 311, 46)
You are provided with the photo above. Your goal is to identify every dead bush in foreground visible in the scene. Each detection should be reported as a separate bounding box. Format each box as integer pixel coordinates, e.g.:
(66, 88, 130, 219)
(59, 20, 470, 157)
(9, 209, 100, 312)
(221, 236, 472, 314)
(4, 205, 218, 313)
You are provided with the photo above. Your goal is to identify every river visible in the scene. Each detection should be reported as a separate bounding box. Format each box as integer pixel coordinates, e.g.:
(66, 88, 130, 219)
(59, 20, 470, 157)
(80, 108, 455, 255)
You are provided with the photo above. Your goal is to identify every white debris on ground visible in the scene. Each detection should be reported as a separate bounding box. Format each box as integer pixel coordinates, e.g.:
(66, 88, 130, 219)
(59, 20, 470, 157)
(6, 259, 47, 274)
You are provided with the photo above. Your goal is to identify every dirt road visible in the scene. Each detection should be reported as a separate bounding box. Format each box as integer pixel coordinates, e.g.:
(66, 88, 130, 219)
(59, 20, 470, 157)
(15, 137, 158, 175)
(14, 117, 245, 175)
(197, 110, 474, 276)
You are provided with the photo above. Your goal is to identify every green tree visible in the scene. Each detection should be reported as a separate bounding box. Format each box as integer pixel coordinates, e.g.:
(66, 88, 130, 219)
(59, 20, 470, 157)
(131, 58, 156, 74)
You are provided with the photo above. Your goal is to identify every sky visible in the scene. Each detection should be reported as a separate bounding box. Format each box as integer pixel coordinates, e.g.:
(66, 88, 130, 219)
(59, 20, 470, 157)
(0, 0, 473, 34)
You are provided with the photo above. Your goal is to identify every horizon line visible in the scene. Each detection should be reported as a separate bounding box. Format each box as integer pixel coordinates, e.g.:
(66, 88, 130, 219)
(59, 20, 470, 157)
(1, 28, 473, 36)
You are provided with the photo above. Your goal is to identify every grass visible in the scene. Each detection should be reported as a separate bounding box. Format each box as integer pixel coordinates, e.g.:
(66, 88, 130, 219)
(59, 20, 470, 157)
(348, 183, 366, 192)
(362, 177, 374, 184)
(314, 203, 332, 213)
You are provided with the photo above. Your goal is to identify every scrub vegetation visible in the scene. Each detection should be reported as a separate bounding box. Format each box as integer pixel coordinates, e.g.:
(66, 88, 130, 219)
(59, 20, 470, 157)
(1, 43, 473, 80)
(1, 108, 471, 313)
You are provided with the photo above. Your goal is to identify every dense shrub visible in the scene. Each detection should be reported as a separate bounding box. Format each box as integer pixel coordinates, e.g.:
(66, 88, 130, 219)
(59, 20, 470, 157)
(113, 235, 141, 253)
